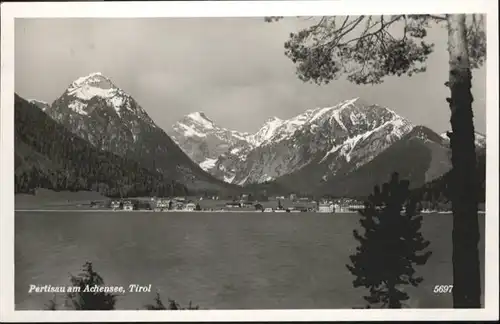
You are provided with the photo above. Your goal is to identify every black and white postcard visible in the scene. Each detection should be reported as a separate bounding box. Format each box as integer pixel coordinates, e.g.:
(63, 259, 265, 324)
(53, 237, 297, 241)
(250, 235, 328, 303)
(1, 0, 498, 322)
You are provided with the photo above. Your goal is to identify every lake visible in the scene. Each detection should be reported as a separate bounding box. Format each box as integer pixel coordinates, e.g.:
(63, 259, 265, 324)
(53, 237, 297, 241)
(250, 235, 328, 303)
(15, 212, 485, 309)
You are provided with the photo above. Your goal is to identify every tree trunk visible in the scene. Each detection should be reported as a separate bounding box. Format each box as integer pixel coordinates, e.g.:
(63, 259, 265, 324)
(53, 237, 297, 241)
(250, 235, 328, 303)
(446, 14, 481, 308)
(387, 281, 401, 308)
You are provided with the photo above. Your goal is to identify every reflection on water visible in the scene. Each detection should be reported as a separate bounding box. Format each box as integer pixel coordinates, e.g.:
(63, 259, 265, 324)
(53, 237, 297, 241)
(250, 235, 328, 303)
(15, 212, 485, 309)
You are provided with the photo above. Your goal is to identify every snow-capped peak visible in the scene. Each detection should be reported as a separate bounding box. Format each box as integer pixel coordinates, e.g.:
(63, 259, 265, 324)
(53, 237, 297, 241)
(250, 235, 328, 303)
(266, 116, 282, 123)
(28, 99, 48, 105)
(57, 72, 154, 124)
(170, 97, 421, 185)
(186, 112, 215, 129)
(247, 97, 410, 147)
(28, 99, 50, 111)
(66, 72, 121, 101)
(69, 72, 111, 89)
(249, 116, 285, 146)
(308, 98, 369, 125)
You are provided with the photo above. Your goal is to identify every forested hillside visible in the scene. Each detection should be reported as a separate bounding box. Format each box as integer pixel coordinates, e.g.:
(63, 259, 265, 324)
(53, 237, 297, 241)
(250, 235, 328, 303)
(411, 152, 486, 210)
(15, 94, 188, 198)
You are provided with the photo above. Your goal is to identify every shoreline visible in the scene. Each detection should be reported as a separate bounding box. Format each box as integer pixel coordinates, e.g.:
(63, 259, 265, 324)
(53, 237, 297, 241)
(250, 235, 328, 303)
(14, 208, 352, 214)
(14, 209, 485, 214)
(14, 209, 319, 213)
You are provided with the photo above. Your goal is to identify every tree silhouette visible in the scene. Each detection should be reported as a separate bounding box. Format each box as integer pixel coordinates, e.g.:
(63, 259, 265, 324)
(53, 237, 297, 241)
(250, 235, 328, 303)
(46, 261, 201, 311)
(66, 261, 117, 310)
(346, 173, 432, 308)
(144, 292, 199, 310)
(144, 292, 167, 310)
(44, 295, 58, 310)
(268, 14, 484, 308)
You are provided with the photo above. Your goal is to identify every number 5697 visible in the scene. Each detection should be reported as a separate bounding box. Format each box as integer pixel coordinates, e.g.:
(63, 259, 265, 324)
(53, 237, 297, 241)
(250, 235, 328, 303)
(433, 285, 453, 293)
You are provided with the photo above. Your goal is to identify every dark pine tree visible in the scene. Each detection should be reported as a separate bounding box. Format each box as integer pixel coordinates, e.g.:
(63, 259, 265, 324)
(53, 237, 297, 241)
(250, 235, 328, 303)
(144, 292, 167, 310)
(144, 292, 199, 310)
(66, 261, 117, 310)
(45, 295, 58, 310)
(346, 173, 432, 308)
(268, 14, 485, 308)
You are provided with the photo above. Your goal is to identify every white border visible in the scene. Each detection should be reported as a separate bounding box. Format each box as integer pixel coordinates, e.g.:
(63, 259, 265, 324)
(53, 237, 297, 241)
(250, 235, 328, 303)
(1, 1, 498, 322)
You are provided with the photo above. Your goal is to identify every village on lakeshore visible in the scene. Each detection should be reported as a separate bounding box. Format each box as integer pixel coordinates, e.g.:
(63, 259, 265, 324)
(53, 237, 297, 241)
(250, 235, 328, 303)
(83, 191, 478, 214)
(17, 188, 477, 214)
(102, 193, 366, 213)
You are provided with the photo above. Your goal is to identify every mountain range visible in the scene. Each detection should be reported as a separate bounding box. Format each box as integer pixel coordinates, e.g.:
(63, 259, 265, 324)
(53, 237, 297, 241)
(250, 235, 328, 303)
(169, 99, 486, 196)
(20, 72, 486, 198)
(39, 72, 234, 194)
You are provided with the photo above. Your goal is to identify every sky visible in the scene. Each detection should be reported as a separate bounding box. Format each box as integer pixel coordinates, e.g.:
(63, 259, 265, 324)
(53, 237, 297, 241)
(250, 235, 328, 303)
(15, 17, 486, 134)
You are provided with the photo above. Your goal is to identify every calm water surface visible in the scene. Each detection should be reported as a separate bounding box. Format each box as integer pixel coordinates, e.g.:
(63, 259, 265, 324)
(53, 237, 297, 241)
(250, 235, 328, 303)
(15, 212, 485, 309)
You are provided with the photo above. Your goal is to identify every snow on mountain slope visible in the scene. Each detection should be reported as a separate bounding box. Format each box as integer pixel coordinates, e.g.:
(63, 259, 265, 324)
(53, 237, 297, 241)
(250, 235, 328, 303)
(308, 125, 453, 197)
(171, 98, 416, 186)
(44, 72, 231, 191)
(169, 111, 253, 169)
(440, 131, 486, 149)
(229, 98, 414, 185)
(248, 116, 285, 146)
(28, 99, 50, 112)
(54, 72, 155, 124)
(475, 132, 486, 148)
(199, 157, 218, 171)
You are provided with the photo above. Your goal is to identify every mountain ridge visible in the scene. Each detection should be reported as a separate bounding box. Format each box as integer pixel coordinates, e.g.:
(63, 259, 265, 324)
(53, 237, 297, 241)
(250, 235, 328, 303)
(28, 99, 50, 112)
(26, 72, 486, 198)
(42, 72, 237, 194)
(15, 93, 188, 198)
(169, 97, 416, 186)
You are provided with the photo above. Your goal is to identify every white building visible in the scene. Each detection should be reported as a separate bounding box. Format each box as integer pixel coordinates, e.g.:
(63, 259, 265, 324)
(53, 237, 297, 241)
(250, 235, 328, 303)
(318, 203, 334, 213)
(334, 203, 364, 213)
(225, 202, 241, 208)
(155, 199, 170, 209)
(110, 201, 121, 210)
(123, 201, 134, 211)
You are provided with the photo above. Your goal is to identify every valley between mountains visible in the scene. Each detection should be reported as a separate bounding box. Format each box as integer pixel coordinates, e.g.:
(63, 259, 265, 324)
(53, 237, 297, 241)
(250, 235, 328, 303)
(17, 72, 486, 198)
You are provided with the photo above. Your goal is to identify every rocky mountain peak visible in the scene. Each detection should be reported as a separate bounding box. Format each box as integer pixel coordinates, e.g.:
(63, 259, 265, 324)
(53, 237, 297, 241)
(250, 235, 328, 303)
(170, 97, 419, 186)
(42, 74, 228, 192)
(65, 72, 123, 102)
(48, 72, 155, 125)
(28, 99, 50, 112)
(183, 111, 216, 130)
(265, 116, 283, 123)
(68, 72, 115, 91)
